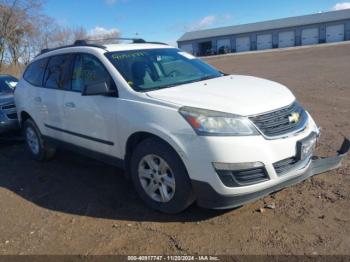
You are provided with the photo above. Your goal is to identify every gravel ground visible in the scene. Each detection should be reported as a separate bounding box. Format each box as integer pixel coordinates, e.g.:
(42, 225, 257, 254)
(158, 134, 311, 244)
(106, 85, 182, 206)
(0, 43, 349, 255)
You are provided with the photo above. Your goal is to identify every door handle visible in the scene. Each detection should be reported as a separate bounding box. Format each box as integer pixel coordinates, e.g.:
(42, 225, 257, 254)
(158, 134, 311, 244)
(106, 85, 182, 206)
(34, 97, 42, 103)
(65, 102, 76, 108)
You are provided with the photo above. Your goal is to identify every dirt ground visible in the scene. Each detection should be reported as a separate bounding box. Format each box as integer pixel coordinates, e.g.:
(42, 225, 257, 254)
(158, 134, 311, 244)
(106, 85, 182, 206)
(0, 43, 349, 255)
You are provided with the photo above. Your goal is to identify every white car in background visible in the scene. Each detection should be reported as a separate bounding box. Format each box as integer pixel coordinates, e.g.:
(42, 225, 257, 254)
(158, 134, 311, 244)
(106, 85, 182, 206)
(14, 39, 349, 213)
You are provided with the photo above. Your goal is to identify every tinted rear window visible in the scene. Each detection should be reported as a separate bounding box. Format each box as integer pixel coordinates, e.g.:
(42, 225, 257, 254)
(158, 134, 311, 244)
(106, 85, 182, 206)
(23, 58, 48, 86)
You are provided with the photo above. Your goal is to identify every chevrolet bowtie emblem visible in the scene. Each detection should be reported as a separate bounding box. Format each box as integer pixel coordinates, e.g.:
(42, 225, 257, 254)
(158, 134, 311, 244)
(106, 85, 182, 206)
(288, 112, 300, 123)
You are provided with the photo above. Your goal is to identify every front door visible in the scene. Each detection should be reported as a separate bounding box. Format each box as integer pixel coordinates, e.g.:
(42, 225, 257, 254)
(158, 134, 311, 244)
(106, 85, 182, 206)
(62, 53, 118, 156)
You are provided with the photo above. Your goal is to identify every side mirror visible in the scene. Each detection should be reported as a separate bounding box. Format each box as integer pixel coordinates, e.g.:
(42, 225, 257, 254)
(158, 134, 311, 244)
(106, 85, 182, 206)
(82, 81, 117, 96)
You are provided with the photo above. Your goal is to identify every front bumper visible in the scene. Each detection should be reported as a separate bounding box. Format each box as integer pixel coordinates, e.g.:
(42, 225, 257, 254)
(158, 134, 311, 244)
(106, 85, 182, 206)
(0, 102, 19, 134)
(191, 138, 349, 209)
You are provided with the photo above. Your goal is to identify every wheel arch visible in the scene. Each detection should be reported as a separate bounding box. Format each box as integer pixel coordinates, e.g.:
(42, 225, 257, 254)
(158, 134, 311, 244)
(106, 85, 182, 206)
(124, 131, 188, 176)
(19, 111, 33, 126)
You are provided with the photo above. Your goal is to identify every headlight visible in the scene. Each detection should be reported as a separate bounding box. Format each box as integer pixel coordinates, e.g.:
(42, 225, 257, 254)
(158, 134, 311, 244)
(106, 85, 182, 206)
(179, 107, 259, 136)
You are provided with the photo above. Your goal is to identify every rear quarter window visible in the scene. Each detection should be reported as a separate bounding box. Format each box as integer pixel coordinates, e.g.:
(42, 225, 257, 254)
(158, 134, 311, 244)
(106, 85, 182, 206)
(23, 58, 49, 87)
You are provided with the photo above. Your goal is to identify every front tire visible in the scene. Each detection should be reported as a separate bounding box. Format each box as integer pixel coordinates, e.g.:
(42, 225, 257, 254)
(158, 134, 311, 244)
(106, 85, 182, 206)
(23, 119, 56, 161)
(130, 137, 195, 214)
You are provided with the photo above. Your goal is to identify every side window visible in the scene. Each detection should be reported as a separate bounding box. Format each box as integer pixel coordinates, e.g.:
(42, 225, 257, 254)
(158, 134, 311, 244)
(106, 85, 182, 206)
(23, 58, 48, 86)
(44, 54, 74, 89)
(72, 54, 114, 92)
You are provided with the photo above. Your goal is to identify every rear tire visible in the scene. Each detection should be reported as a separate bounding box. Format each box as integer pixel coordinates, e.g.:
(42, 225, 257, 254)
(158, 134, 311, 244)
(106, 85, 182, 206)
(23, 119, 56, 161)
(130, 137, 195, 214)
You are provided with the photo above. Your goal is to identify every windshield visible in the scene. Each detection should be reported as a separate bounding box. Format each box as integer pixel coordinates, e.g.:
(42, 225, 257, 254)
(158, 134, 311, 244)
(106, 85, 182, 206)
(105, 48, 222, 91)
(0, 76, 18, 94)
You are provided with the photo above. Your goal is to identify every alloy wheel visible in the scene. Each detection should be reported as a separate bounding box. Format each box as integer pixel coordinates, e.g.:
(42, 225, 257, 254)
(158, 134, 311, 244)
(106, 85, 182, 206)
(138, 154, 176, 203)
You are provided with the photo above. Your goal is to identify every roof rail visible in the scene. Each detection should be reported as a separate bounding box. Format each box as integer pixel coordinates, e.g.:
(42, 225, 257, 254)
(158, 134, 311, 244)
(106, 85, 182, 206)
(38, 41, 106, 56)
(37, 37, 169, 56)
(74, 38, 169, 46)
(75, 38, 147, 45)
(72, 40, 108, 48)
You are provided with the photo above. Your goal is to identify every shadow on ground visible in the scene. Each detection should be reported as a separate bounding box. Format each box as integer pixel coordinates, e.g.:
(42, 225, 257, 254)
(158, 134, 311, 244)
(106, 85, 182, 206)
(0, 138, 230, 223)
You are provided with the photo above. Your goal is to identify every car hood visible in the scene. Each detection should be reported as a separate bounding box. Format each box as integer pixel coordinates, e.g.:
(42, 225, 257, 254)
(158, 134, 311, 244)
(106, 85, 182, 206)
(0, 93, 14, 106)
(147, 75, 295, 116)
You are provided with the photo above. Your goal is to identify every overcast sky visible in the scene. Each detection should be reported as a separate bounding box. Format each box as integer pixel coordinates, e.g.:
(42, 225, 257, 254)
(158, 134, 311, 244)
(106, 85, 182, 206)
(44, 0, 350, 46)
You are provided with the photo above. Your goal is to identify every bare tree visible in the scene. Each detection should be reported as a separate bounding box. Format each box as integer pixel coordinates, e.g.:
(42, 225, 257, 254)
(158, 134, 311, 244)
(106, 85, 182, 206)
(19, 15, 53, 64)
(0, 0, 121, 73)
(36, 25, 88, 51)
(0, 0, 42, 68)
(72, 26, 88, 41)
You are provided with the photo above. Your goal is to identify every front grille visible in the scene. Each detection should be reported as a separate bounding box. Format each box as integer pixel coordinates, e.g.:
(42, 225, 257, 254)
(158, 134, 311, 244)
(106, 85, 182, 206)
(1, 104, 15, 110)
(6, 113, 18, 120)
(217, 167, 269, 187)
(249, 102, 308, 137)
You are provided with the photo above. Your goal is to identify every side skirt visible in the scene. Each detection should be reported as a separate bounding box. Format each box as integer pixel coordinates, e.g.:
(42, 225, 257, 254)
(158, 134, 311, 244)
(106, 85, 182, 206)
(43, 136, 125, 170)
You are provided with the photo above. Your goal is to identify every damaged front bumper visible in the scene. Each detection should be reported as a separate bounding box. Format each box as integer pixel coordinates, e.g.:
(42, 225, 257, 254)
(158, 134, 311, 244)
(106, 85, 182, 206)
(192, 138, 350, 210)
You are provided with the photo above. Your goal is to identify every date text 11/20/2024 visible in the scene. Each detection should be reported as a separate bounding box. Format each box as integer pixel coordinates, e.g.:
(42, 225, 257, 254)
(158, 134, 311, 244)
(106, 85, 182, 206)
(127, 256, 220, 261)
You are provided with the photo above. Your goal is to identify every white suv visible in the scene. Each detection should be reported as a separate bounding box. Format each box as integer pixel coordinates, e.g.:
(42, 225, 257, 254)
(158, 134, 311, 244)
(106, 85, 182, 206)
(15, 39, 349, 213)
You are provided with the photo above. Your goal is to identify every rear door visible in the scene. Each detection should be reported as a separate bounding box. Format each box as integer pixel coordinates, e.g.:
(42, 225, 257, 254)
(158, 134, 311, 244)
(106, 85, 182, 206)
(62, 53, 117, 155)
(39, 54, 75, 139)
(21, 58, 49, 131)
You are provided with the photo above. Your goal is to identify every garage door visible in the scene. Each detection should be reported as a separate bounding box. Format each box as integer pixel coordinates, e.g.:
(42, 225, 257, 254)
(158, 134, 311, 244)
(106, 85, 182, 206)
(217, 39, 231, 53)
(180, 44, 194, 54)
(326, 24, 345, 43)
(278, 31, 295, 48)
(257, 34, 272, 50)
(236, 37, 250, 52)
(301, 28, 319, 45)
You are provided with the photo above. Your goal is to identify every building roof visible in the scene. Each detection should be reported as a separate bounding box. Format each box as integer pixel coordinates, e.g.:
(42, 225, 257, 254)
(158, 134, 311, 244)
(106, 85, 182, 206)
(178, 9, 350, 42)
